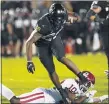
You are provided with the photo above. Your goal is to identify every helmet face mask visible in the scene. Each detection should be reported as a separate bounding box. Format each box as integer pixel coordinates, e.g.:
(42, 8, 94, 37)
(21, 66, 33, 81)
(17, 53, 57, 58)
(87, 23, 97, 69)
(79, 81, 92, 93)
(80, 84, 88, 93)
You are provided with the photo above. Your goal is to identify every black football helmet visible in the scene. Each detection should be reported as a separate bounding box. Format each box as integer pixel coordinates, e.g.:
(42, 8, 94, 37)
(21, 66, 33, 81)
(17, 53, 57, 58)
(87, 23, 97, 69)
(49, 3, 67, 29)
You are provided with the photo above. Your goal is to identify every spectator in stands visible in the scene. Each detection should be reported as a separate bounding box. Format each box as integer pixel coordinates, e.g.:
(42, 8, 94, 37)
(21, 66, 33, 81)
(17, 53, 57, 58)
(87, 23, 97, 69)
(1, 11, 10, 56)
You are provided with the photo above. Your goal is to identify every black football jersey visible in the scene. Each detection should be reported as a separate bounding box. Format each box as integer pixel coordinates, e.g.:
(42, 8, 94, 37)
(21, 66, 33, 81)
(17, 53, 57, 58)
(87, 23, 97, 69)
(34, 13, 65, 46)
(91, 1, 109, 19)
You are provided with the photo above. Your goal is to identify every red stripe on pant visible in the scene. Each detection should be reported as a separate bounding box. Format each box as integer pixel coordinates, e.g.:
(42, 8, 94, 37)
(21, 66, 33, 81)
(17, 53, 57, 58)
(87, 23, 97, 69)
(20, 95, 44, 104)
(20, 92, 44, 99)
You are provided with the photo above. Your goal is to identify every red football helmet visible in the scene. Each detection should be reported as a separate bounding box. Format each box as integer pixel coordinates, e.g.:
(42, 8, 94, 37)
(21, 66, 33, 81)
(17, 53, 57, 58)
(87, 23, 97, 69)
(80, 71, 95, 93)
(82, 71, 95, 85)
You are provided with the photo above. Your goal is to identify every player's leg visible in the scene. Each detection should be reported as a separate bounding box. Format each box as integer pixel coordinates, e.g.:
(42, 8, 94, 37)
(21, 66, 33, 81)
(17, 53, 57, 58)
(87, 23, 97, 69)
(51, 35, 88, 83)
(0, 84, 20, 103)
(19, 88, 45, 103)
(11, 34, 18, 57)
(38, 45, 61, 89)
(16, 30, 24, 56)
(38, 45, 71, 103)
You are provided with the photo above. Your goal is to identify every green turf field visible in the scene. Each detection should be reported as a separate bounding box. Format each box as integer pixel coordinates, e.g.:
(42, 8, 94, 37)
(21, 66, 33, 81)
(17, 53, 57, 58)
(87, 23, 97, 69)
(1, 53, 108, 103)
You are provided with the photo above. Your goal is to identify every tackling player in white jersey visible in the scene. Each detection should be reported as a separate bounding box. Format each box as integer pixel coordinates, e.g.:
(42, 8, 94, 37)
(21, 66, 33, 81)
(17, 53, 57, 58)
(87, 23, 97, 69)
(1, 71, 108, 103)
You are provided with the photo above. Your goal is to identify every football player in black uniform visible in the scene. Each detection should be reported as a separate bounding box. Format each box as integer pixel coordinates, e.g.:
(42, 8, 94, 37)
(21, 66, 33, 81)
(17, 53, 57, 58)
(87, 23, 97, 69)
(86, 1, 109, 78)
(26, 3, 88, 103)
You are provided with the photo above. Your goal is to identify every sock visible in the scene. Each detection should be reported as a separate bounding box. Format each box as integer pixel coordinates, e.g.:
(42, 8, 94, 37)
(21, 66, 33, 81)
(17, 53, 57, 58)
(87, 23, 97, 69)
(0, 84, 15, 100)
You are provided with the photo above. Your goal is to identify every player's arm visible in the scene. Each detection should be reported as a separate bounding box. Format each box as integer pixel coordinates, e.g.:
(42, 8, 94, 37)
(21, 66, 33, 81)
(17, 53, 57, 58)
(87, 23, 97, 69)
(69, 90, 96, 104)
(86, 1, 102, 21)
(67, 92, 87, 104)
(74, 95, 89, 103)
(75, 90, 108, 103)
(26, 29, 42, 61)
(73, 95, 108, 103)
(7, 23, 13, 35)
(26, 29, 42, 73)
(86, 7, 101, 21)
(91, 6, 101, 13)
(92, 95, 108, 103)
(67, 12, 81, 23)
(63, 87, 87, 104)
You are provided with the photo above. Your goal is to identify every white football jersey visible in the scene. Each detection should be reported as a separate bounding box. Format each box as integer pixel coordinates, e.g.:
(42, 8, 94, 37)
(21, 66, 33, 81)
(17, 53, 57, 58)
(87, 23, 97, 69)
(44, 78, 82, 103)
(17, 78, 82, 103)
(61, 78, 81, 94)
(18, 88, 45, 103)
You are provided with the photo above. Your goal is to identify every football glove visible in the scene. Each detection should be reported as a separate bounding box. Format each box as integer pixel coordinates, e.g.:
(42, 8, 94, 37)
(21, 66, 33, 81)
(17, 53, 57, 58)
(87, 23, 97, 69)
(27, 62, 35, 74)
(78, 72, 88, 84)
(58, 87, 71, 104)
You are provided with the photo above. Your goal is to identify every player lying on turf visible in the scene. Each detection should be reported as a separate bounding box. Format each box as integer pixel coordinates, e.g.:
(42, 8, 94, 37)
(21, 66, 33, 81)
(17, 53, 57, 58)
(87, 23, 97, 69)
(1, 71, 108, 103)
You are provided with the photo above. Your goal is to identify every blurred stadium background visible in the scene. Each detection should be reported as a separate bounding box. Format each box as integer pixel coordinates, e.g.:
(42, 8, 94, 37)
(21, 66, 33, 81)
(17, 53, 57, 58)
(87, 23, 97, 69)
(1, 1, 108, 103)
